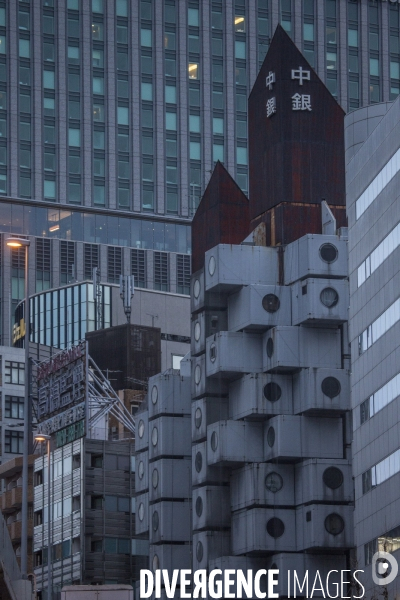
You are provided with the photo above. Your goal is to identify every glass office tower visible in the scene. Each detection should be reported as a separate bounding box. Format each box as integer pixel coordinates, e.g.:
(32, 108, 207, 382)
(0, 0, 399, 343)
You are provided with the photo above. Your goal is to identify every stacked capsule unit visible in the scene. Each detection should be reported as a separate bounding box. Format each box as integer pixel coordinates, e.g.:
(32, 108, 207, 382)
(135, 367, 191, 599)
(190, 236, 354, 596)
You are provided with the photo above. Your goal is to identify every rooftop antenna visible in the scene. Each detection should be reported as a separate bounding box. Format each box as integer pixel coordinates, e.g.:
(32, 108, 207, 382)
(120, 275, 135, 323)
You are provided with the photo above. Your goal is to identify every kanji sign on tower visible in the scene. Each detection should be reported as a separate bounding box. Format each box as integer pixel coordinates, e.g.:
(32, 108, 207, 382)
(291, 66, 311, 85)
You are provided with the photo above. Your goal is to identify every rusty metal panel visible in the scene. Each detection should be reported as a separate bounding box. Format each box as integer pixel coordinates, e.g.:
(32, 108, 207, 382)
(191, 162, 250, 273)
(248, 25, 346, 222)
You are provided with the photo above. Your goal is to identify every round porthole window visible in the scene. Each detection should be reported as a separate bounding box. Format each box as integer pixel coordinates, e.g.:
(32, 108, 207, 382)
(319, 243, 338, 264)
(138, 420, 145, 439)
(209, 343, 217, 363)
(152, 554, 159, 572)
(267, 427, 275, 448)
(194, 322, 201, 342)
(266, 517, 285, 538)
(152, 510, 159, 532)
(323, 467, 344, 490)
(195, 407, 202, 429)
(263, 382, 282, 402)
(321, 377, 341, 398)
(151, 385, 158, 405)
(138, 503, 144, 522)
(195, 365, 201, 385)
(208, 256, 216, 276)
(194, 279, 201, 299)
(266, 338, 274, 358)
(325, 513, 344, 536)
(195, 451, 203, 473)
(138, 461, 144, 480)
(151, 426, 158, 447)
(152, 468, 159, 489)
(196, 541, 204, 563)
(320, 287, 339, 308)
(265, 472, 283, 493)
(195, 496, 203, 517)
(262, 294, 281, 313)
(211, 431, 218, 451)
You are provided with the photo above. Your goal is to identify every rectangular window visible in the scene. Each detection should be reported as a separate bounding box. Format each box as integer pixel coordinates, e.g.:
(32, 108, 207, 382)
(358, 297, 400, 355)
(360, 371, 400, 424)
(154, 251, 169, 291)
(107, 247, 122, 284)
(5, 361, 25, 385)
(356, 147, 400, 219)
(362, 447, 400, 494)
(36, 238, 51, 292)
(5, 396, 24, 419)
(131, 249, 146, 288)
(60, 241, 75, 284)
(176, 254, 191, 295)
(358, 222, 400, 287)
(5, 430, 24, 454)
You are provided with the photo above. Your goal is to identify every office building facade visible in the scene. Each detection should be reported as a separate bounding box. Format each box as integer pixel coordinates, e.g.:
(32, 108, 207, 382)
(14, 279, 190, 371)
(346, 96, 400, 596)
(0, 0, 399, 343)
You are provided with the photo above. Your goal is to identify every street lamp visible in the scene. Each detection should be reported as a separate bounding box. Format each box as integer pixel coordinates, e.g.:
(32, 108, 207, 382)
(6, 237, 30, 580)
(34, 433, 52, 600)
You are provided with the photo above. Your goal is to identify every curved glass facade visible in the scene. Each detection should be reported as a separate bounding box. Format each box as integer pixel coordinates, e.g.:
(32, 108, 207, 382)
(15, 282, 111, 350)
(0, 200, 191, 254)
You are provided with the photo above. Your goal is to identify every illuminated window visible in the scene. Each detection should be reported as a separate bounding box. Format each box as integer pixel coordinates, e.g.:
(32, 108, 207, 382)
(235, 16, 245, 32)
(188, 63, 199, 79)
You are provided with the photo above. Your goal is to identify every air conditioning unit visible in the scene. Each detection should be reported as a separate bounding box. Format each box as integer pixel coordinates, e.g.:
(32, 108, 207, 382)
(192, 486, 231, 531)
(207, 420, 264, 466)
(291, 279, 349, 326)
(228, 285, 291, 332)
(293, 368, 350, 415)
(191, 310, 228, 357)
(295, 459, 353, 505)
(193, 531, 231, 570)
(206, 332, 263, 379)
(265, 553, 347, 598)
(284, 234, 348, 285)
(205, 244, 279, 293)
(231, 508, 296, 555)
(135, 411, 149, 453)
(192, 355, 229, 399)
(191, 268, 227, 315)
(148, 416, 191, 461)
(192, 397, 229, 443)
(263, 327, 341, 373)
(135, 492, 149, 535)
(148, 372, 191, 419)
(264, 415, 343, 462)
(192, 442, 230, 487)
(229, 373, 293, 420)
(150, 500, 191, 544)
(135, 451, 149, 494)
(231, 463, 295, 511)
(296, 504, 354, 551)
(149, 543, 191, 574)
(149, 457, 191, 502)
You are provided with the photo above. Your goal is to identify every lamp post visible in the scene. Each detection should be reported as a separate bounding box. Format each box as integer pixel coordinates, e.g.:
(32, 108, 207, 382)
(34, 433, 52, 600)
(6, 237, 30, 579)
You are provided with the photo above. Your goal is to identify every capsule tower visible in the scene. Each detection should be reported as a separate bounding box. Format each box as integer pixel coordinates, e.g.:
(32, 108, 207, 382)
(189, 24, 354, 597)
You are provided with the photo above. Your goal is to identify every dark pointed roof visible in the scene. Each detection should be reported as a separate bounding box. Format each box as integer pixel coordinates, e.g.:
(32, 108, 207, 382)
(191, 161, 249, 273)
(248, 25, 346, 224)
